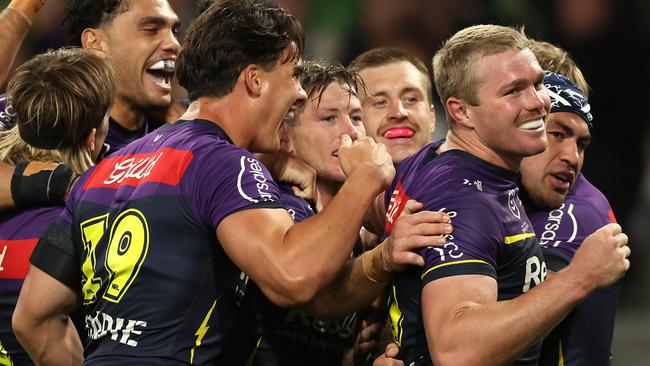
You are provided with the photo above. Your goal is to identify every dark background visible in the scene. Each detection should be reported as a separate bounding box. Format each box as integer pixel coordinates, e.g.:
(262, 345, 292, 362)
(3, 0, 648, 363)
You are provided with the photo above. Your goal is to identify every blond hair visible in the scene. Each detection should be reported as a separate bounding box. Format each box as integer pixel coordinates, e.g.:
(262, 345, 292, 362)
(432, 24, 532, 122)
(529, 40, 590, 97)
(0, 47, 114, 174)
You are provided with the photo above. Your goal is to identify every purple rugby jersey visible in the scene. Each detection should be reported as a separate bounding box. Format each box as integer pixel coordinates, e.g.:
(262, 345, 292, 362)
(30, 119, 284, 365)
(1, 205, 62, 365)
(528, 173, 620, 366)
(385, 141, 545, 366)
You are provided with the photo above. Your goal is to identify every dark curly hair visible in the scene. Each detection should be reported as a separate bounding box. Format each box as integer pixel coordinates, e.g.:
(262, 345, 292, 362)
(177, 0, 304, 100)
(62, 0, 130, 46)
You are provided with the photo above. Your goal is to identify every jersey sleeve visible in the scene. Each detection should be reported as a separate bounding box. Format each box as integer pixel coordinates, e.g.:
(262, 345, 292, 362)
(189, 144, 284, 229)
(420, 196, 502, 286)
(29, 188, 81, 292)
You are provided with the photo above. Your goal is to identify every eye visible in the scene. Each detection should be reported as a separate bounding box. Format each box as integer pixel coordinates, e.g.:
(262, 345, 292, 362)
(322, 115, 335, 122)
(577, 140, 590, 152)
(372, 98, 387, 108)
(403, 95, 418, 105)
(351, 114, 363, 125)
(547, 131, 563, 139)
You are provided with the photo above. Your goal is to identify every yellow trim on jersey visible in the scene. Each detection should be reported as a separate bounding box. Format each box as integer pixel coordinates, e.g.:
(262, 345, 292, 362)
(244, 337, 263, 366)
(421, 259, 492, 280)
(558, 339, 565, 366)
(504, 233, 536, 245)
(190, 297, 220, 364)
(0, 340, 14, 366)
(389, 283, 404, 346)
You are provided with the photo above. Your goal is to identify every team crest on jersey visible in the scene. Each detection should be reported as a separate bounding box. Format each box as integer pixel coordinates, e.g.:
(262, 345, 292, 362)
(508, 189, 521, 220)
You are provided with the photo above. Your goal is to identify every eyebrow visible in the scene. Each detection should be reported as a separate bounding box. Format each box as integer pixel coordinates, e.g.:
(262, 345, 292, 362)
(138, 16, 181, 28)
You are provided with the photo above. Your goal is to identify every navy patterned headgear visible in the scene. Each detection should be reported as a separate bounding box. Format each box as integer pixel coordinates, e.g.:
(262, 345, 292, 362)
(544, 71, 593, 129)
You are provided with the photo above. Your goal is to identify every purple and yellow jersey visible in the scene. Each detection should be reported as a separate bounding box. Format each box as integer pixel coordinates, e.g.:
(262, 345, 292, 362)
(30, 119, 284, 365)
(251, 184, 359, 366)
(385, 143, 546, 366)
(528, 173, 620, 366)
(0, 206, 62, 365)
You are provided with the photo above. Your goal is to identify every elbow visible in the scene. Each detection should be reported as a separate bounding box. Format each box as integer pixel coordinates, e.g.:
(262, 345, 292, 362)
(12, 306, 31, 346)
(261, 273, 320, 308)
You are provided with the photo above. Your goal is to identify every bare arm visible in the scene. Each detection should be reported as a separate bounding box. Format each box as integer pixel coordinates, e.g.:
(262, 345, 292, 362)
(13, 265, 82, 366)
(0, 0, 46, 85)
(0, 161, 14, 209)
(218, 136, 395, 307)
(422, 223, 629, 366)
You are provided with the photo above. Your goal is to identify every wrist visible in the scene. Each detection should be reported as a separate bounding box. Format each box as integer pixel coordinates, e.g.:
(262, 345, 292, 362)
(8, 0, 46, 21)
(347, 164, 387, 195)
(553, 265, 592, 302)
(361, 244, 392, 284)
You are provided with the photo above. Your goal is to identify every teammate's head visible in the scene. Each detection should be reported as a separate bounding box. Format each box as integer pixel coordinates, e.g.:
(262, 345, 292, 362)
(529, 40, 589, 97)
(520, 71, 592, 209)
(178, 0, 306, 153)
(63, 0, 180, 112)
(0, 48, 114, 174)
(283, 60, 365, 187)
(349, 47, 435, 164)
(434, 24, 550, 167)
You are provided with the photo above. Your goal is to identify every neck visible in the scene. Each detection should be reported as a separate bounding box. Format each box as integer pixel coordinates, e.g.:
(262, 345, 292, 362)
(189, 93, 256, 149)
(316, 178, 343, 207)
(110, 98, 145, 131)
(440, 128, 521, 171)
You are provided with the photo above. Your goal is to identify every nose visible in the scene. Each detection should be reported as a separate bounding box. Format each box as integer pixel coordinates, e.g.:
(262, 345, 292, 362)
(526, 85, 548, 112)
(388, 98, 407, 121)
(340, 117, 359, 141)
(559, 139, 580, 171)
(162, 29, 181, 55)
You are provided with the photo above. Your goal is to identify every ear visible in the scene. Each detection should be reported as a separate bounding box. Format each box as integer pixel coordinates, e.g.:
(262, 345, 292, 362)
(81, 28, 109, 56)
(446, 97, 474, 129)
(85, 128, 97, 155)
(428, 103, 436, 131)
(242, 64, 263, 97)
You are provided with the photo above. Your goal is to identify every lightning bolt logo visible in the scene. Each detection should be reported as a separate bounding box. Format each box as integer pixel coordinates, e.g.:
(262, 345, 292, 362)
(190, 297, 220, 364)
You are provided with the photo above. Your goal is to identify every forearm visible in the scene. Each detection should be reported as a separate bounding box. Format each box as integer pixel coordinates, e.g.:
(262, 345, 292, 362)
(0, 0, 46, 85)
(15, 315, 82, 366)
(282, 169, 385, 301)
(429, 271, 589, 366)
(303, 244, 390, 319)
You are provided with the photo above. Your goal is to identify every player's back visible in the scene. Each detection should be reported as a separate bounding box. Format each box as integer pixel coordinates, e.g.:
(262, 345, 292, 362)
(0, 206, 62, 366)
(67, 119, 276, 365)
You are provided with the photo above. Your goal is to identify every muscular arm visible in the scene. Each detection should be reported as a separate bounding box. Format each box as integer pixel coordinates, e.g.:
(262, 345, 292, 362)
(0, 0, 46, 85)
(421, 224, 629, 366)
(218, 166, 383, 307)
(13, 266, 82, 366)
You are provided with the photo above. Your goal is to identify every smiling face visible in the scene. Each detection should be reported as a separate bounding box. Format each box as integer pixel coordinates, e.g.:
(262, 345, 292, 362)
(358, 61, 435, 164)
(286, 81, 365, 185)
(100, 0, 180, 112)
(463, 48, 551, 167)
(520, 112, 591, 208)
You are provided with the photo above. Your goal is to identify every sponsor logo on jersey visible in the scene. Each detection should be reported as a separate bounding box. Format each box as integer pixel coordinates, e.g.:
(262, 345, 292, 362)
(84, 148, 193, 189)
(85, 310, 147, 347)
(385, 182, 410, 233)
(539, 203, 578, 248)
(237, 156, 275, 203)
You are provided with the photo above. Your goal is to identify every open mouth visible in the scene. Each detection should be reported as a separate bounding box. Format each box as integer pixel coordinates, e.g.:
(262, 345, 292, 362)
(549, 171, 574, 190)
(146, 60, 175, 89)
(383, 127, 415, 139)
(518, 118, 544, 131)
